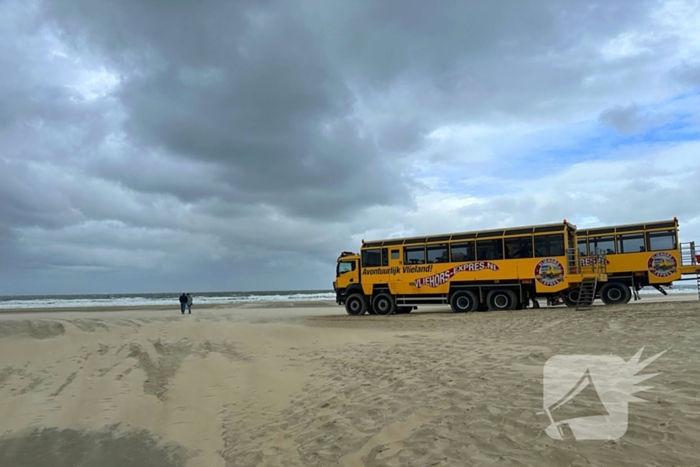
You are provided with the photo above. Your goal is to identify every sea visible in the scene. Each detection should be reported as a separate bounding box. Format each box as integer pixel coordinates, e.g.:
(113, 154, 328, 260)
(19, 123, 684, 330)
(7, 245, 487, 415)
(0, 284, 696, 310)
(0, 290, 336, 310)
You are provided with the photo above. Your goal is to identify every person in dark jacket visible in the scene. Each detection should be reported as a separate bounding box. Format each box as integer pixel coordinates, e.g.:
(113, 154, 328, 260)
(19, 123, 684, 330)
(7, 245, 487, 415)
(179, 293, 188, 314)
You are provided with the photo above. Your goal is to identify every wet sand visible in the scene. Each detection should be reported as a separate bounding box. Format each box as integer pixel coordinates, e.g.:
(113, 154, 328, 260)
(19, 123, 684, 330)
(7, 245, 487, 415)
(0, 295, 698, 466)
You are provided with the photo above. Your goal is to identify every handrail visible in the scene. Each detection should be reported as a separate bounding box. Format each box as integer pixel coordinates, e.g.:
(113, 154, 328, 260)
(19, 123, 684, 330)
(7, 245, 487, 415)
(575, 248, 607, 276)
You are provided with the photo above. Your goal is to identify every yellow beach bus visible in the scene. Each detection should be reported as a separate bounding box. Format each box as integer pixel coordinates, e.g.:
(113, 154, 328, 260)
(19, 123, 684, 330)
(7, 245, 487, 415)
(333, 220, 608, 315)
(560, 217, 700, 307)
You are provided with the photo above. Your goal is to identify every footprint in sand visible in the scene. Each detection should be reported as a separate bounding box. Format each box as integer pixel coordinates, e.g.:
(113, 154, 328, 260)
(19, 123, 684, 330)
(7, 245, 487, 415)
(339, 407, 440, 467)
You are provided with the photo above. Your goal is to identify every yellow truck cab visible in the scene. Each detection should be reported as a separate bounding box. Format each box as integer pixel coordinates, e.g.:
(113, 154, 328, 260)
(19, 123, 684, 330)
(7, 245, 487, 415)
(333, 251, 360, 300)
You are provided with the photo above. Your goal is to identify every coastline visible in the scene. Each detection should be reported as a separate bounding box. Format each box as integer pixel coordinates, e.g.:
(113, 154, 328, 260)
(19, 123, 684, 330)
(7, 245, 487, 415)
(0, 300, 340, 315)
(0, 292, 696, 315)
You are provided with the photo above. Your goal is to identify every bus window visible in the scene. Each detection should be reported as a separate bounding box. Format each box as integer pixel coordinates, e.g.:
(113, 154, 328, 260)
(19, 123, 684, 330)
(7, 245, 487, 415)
(477, 239, 504, 260)
(578, 238, 588, 256)
(337, 261, 355, 276)
(504, 236, 533, 258)
(589, 235, 615, 255)
(534, 234, 565, 257)
(617, 234, 645, 253)
(381, 248, 389, 266)
(391, 249, 400, 260)
(647, 230, 677, 251)
(361, 248, 382, 267)
(427, 244, 449, 263)
(404, 246, 426, 264)
(450, 242, 475, 262)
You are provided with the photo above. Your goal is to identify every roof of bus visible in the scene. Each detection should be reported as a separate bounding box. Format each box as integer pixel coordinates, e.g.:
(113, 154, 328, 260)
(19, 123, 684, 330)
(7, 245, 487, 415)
(361, 221, 576, 249)
(577, 218, 678, 237)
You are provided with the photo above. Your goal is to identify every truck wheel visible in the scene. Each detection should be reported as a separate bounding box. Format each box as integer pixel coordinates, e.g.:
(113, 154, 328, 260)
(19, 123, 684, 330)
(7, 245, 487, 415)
(561, 289, 580, 308)
(486, 289, 517, 311)
(345, 294, 367, 316)
(395, 306, 413, 314)
(450, 290, 479, 312)
(372, 293, 396, 315)
(600, 283, 632, 306)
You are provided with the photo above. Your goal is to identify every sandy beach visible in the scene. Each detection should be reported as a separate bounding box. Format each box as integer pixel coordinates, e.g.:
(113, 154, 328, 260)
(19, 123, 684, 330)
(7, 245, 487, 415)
(0, 294, 698, 466)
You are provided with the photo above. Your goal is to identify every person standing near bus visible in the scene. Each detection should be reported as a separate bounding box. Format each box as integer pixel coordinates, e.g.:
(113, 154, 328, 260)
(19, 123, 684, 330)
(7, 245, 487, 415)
(186, 293, 193, 314)
(179, 293, 188, 314)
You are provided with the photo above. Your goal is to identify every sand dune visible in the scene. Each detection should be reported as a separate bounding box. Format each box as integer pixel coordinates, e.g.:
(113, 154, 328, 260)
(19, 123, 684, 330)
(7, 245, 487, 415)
(0, 296, 698, 466)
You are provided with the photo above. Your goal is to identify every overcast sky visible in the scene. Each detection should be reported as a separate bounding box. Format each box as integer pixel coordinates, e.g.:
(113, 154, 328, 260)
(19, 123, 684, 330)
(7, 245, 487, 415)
(1, 0, 699, 295)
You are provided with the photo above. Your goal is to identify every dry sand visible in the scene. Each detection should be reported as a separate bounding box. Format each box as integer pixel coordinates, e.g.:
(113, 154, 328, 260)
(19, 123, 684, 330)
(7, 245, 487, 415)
(0, 294, 698, 466)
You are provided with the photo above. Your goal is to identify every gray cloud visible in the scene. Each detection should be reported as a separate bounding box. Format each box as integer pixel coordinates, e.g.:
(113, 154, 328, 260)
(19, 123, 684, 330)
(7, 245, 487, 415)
(599, 103, 670, 135)
(41, 0, 416, 220)
(672, 61, 700, 87)
(37, 0, 664, 210)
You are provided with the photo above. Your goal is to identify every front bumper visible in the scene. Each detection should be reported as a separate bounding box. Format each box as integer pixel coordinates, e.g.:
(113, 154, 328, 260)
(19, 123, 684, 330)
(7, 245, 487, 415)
(334, 286, 347, 304)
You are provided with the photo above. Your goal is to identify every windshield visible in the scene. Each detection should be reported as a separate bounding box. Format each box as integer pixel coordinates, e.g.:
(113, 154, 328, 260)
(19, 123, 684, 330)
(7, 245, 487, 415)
(337, 261, 355, 276)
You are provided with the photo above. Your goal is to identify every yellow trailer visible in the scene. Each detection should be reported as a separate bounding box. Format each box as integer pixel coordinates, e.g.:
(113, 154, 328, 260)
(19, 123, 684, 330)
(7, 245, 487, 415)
(565, 217, 700, 306)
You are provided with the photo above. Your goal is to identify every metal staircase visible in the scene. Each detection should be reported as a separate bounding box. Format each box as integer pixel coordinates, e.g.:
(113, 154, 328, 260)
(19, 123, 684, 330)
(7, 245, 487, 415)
(573, 247, 606, 311)
(576, 277, 597, 311)
(680, 242, 699, 301)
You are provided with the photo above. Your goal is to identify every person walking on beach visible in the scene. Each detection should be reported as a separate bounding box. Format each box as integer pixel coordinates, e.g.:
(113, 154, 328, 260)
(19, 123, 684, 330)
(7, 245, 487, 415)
(186, 293, 193, 314)
(179, 293, 188, 314)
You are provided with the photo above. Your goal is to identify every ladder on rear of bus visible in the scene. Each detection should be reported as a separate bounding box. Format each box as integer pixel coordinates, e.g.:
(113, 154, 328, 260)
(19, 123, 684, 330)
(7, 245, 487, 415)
(576, 278, 597, 311)
(680, 242, 700, 301)
(575, 248, 606, 311)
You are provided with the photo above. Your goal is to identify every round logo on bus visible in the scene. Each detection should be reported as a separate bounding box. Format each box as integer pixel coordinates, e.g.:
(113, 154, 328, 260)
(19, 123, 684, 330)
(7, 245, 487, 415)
(535, 258, 565, 287)
(647, 252, 677, 278)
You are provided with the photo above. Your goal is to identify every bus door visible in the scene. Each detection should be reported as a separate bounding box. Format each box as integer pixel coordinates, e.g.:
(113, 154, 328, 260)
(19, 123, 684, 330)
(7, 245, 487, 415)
(388, 247, 403, 283)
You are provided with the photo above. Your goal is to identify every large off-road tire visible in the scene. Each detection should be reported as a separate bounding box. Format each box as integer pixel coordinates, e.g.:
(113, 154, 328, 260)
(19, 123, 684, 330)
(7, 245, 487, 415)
(372, 292, 396, 315)
(600, 282, 632, 306)
(486, 289, 517, 311)
(450, 290, 479, 313)
(345, 294, 368, 316)
(395, 306, 413, 314)
(561, 288, 580, 308)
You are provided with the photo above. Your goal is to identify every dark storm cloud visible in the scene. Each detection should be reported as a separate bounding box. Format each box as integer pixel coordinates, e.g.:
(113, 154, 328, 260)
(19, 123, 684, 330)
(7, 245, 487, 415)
(38, 0, 660, 220)
(0, 0, 123, 253)
(0, 159, 84, 229)
(41, 0, 416, 220)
